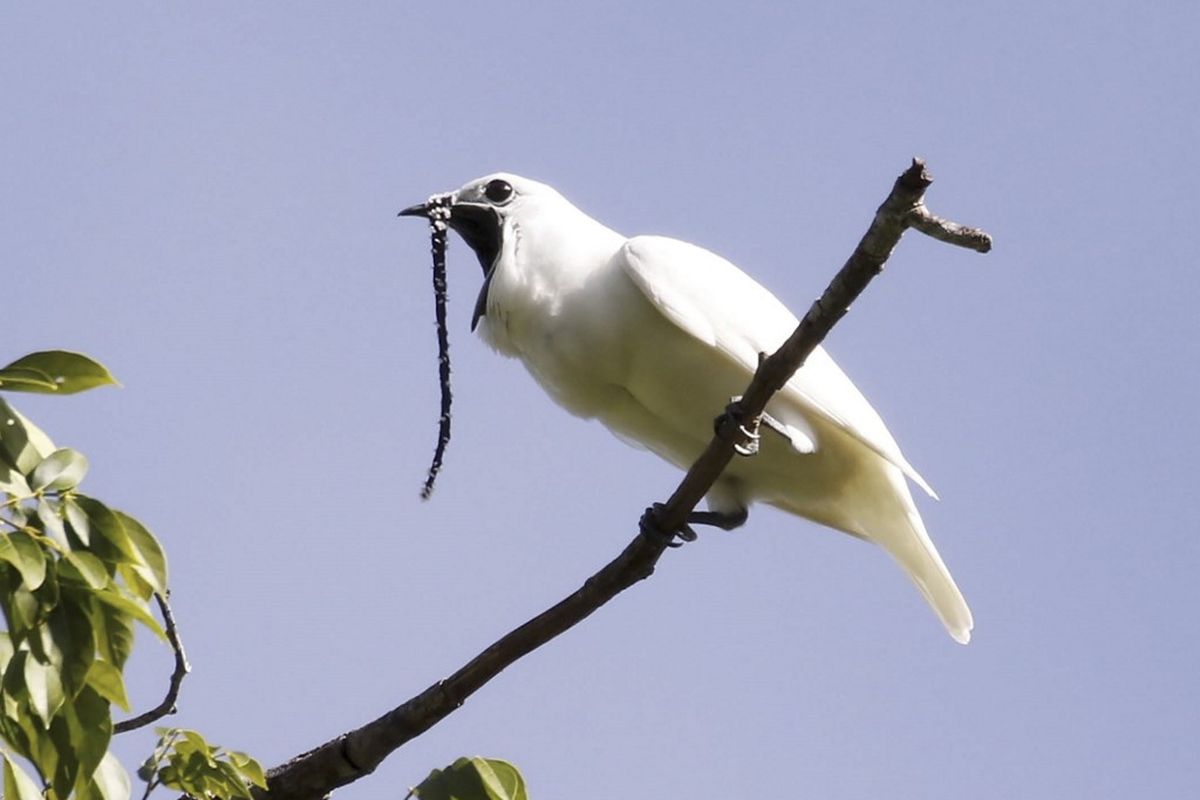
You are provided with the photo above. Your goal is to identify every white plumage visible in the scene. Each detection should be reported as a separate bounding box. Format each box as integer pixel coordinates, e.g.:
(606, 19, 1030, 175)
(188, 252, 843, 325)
(413, 172, 972, 644)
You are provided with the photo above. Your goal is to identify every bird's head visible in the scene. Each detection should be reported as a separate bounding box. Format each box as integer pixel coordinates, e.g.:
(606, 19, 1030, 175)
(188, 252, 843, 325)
(400, 173, 561, 278)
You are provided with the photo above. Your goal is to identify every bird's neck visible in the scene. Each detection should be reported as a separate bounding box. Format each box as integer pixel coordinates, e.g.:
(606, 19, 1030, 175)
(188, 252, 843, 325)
(479, 207, 624, 354)
(508, 206, 624, 298)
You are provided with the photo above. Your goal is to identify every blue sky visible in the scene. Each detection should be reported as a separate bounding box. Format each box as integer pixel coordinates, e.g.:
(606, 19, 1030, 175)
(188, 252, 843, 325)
(3, 2, 1197, 797)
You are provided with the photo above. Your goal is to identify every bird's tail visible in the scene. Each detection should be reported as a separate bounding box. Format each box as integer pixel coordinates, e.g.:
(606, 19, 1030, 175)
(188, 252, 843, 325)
(888, 512, 973, 643)
(831, 463, 974, 644)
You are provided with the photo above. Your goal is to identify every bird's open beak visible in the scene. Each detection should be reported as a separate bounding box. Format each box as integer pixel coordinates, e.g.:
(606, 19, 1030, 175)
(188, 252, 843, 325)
(399, 192, 501, 328)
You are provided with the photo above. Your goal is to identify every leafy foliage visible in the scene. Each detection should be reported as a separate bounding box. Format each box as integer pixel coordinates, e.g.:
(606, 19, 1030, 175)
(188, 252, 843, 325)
(409, 757, 528, 800)
(2, 351, 528, 800)
(0, 353, 165, 800)
(137, 728, 266, 800)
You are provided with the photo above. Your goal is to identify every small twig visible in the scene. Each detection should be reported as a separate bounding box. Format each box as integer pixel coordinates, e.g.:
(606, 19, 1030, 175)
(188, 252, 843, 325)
(906, 204, 992, 253)
(259, 158, 991, 800)
(115, 592, 191, 734)
(140, 729, 182, 800)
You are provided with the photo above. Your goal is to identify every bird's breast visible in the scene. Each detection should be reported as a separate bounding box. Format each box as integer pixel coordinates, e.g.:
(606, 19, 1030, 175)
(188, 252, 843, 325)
(477, 252, 652, 419)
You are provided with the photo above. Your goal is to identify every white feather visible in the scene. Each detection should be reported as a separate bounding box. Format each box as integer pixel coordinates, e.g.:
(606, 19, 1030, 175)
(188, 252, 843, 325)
(621, 236, 937, 498)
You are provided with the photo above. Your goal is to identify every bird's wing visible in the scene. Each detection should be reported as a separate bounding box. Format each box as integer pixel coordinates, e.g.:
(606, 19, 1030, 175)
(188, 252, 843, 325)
(619, 235, 936, 497)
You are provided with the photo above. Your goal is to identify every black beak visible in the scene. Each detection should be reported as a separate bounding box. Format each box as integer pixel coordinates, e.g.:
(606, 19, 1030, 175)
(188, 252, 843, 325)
(398, 202, 430, 218)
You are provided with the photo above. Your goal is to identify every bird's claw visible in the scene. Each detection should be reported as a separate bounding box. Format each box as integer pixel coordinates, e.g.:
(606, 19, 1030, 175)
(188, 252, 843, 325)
(715, 398, 761, 457)
(732, 427, 760, 457)
(639, 503, 698, 547)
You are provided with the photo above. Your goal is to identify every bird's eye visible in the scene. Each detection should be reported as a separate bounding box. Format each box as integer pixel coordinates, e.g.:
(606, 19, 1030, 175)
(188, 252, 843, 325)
(484, 179, 514, 204)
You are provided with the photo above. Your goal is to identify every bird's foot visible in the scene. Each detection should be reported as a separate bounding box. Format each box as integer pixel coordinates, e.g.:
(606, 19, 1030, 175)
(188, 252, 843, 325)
(687, 507, 749, 532)
(639, 504, 750, 546)
(758, 411, 791, 440)
(715, 398, 761, 456)
(640, 503, 697, 547)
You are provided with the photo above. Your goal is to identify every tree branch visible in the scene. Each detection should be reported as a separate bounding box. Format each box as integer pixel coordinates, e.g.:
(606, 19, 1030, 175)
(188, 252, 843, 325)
(115, 591, 191, 733)
(905, 203, 992, 253)
(261, 158, 991, 800)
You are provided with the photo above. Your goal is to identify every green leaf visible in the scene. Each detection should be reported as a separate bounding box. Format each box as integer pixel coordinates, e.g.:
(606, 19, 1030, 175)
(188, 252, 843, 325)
(29, 611, 65, 671)
(0, 631, 13, 673)
(44, 594, 97, 699)
(227, 751, 267, 789)
(173, 728, 210, 759)
(71, 496, 132, 566)
(85, 660, 130, 712)
(29, 569, 60, 633)
(62, 551, 111, 590)
(2, 646, 31, 709)
(475, 759, 526, 800)
(30, 448, 89, 492)
(113, 511, 167, 594)
(413, 757, 528, 800)
(116, 564, 154, 602)
(0, 531, 47, 589)
(3, 754, 46, 800)
(0, 463, 31, 496)
(0, 653, 62, 781)
(0, 351, 119, 395)
(0, 715, 38, 774)
(64, 496, 91, 546)
(75, 589, 135, 670)
(215, 760, 255, 800)
(89, 751, 131, 800)
(46, 711, 79, 799)
(37, 496, 71, 550)
(156, 763, 179, 788)
(1, 577, 41, 634)
(24, 654, 66, 727)
(0, 564, 42, 637)
(177, 749, 214, 794)
(91, 586, 166, 642)
(0, 398, 56, 475)
(63, 686, 112, 786)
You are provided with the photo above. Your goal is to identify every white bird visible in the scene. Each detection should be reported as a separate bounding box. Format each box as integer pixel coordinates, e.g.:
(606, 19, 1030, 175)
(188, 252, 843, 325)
(402, 173, 973, 644)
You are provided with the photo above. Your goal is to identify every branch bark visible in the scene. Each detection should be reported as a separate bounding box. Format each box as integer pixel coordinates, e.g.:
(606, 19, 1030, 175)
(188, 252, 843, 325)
(261, 158, 991, 800)
(116, 592, 191, 733)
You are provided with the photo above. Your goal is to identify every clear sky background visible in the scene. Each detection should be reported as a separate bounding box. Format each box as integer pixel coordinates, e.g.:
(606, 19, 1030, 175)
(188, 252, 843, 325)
(3, 2, 1197, 798)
